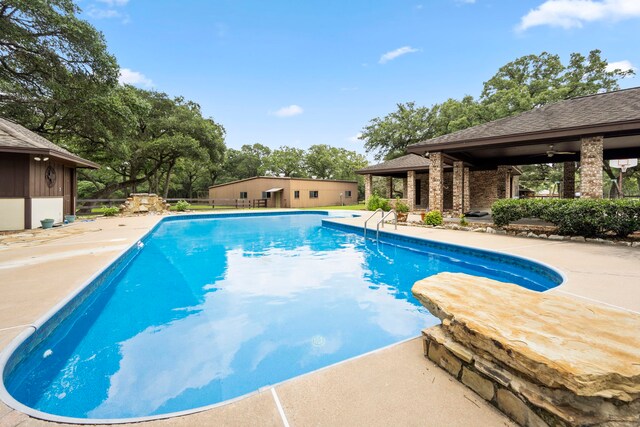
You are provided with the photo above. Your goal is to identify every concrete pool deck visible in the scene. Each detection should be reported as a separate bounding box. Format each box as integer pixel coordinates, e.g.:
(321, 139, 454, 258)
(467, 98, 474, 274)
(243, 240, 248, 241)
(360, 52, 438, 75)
(1, 211, 639, 426)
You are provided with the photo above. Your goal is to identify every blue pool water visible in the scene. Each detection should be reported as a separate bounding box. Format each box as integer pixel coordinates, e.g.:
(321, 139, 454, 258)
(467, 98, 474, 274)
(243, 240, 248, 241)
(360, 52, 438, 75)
(1, 212, 561, 420)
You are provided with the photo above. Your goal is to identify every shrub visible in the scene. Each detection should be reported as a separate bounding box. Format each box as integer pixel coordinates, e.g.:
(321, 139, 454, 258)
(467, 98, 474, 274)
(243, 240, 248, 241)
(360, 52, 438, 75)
(459, 214, 469, 227)
(394, 197, 409, 213)
(366, 194, 391, 211)
(175, 200, 191, 212)
(490, 198, 640, 237)
(102, 206, 119, 217)
(424, 210, 443, 226)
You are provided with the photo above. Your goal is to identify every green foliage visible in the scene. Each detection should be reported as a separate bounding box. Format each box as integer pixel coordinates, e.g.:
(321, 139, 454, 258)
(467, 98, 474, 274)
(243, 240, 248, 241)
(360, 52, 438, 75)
(491, 199, 640, 237)
(394, 198, 409, 213)
(366, 194, 391, 212)
(175, 200, 191, 211)
(264, 146, 306, 177)
(459, 215, 469, 227)
(424, 210, 443, 226)
(359, 50, 633, 160)
(101, 206, 119, 217)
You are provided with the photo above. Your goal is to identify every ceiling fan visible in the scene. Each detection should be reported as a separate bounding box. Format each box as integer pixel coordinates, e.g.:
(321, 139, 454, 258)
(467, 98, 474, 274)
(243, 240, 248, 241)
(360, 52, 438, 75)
(545, 144, 575, 157)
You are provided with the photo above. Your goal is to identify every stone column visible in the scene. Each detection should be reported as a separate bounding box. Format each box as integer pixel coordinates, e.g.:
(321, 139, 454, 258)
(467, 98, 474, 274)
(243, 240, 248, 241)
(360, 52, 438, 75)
(463, 167, 470, 212)
(387, 176, 394, 198)
(496, 166, 510, 199)
(402, 177, 408, 198)
(429, 152, 444, 212)
(580, 136, 604, 199)
(452, 161, 464, 216)
(406, 170, 415, 211)
(563, 161, 576, 199)
(364, 174, 373, 204)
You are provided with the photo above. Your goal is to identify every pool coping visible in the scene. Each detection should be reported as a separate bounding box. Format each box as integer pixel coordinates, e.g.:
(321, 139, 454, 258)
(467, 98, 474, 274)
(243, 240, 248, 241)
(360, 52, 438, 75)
(0, 210, 566, 424)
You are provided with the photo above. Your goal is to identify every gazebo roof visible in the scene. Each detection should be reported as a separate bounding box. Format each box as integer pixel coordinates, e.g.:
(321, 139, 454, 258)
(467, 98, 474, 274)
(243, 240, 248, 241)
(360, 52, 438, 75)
(408, 87, 640, 167)
(356, 153, 430, 175)
(0, 117, 98, 168)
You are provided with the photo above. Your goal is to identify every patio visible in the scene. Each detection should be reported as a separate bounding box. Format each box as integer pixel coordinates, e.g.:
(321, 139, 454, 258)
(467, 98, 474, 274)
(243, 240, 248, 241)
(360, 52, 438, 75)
(1, 212, 639, 426)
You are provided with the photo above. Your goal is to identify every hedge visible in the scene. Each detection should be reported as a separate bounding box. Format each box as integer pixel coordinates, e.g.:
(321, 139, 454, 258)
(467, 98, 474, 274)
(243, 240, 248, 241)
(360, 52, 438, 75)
(491, 198, 640, 237)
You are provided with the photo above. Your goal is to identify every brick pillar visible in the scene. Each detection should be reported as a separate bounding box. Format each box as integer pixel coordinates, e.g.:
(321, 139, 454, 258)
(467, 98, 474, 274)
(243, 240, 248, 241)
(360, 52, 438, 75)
(496, 166, 510, 199)
(463, 167, 470, 212)
(364, 174, 373, 203)
(580, 136, 604, 199)
(387, 176, 393, 198)
(563, 161, 576, 199)
(452, 161, 464, 216)
(406, 170, 415, 211)
(429, 152, 443, 212)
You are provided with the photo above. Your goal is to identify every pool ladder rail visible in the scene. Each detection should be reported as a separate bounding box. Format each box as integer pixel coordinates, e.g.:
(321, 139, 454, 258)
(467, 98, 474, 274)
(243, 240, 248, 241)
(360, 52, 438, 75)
(363, 208, 397, 242)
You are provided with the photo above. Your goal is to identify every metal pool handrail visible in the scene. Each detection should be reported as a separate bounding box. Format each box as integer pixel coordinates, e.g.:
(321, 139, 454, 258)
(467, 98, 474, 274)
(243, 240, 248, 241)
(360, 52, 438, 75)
(376, 209, 397, 242)
(363, 208, 384, 238)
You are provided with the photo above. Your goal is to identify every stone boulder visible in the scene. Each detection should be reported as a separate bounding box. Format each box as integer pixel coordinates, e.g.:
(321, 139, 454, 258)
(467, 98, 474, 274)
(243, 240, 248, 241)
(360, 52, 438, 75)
(412, 272, 640, 426)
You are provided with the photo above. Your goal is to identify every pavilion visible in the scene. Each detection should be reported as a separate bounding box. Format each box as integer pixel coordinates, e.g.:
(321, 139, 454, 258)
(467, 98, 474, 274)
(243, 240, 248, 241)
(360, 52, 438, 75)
(357, 87, 640, 215)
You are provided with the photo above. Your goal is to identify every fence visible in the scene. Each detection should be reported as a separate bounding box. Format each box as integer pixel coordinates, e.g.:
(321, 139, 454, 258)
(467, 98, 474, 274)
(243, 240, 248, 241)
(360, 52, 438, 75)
(77, 198, 268, 213)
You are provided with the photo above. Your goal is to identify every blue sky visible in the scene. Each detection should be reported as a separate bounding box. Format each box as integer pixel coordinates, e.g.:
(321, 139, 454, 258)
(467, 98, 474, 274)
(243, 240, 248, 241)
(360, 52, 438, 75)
(81, 0, 640, 156)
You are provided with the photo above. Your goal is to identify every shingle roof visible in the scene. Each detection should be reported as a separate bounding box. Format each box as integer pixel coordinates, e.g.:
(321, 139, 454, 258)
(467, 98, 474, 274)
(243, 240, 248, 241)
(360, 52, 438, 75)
(409, 87, 640, 149)
(356, 153, 430, 174)
(0, 117, 98, 167)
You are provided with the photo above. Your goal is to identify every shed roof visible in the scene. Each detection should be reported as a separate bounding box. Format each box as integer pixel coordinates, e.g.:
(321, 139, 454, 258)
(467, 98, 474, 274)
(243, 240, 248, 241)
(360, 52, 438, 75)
(356, 153, 430, 175)
(408, 87, 640, 155)
(0, 118, 98, 168)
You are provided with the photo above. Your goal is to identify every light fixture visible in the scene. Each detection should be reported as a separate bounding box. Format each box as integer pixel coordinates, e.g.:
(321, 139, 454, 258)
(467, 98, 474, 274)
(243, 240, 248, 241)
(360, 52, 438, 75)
(43, 157, 49, 161)
(34, 156, 41, 161)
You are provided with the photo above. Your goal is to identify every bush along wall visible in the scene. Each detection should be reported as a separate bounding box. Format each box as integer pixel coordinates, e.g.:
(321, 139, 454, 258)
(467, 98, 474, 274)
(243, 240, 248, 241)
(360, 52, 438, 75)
(491, 198, 640, 238)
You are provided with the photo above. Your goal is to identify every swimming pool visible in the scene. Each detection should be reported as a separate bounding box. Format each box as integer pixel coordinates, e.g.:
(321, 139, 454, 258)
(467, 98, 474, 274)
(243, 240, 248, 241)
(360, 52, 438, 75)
(0, 212, 562, 422)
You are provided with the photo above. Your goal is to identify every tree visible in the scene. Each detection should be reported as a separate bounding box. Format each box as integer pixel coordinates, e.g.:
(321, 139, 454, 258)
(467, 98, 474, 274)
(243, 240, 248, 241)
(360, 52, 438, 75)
(304, 144, 367, 180)
(480, 49, 633, 120)
(0, 0, 119, 131)
(264, 146, 306, 177)
(359, 102, 431, 161)
(219, 143, 271, 182)
(360, 50, 634, 160)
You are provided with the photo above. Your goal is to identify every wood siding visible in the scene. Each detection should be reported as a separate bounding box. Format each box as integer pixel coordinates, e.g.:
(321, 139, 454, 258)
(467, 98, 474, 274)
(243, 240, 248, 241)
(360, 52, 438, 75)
(0, 153, 29, 197)
(30, 159, 65, 197)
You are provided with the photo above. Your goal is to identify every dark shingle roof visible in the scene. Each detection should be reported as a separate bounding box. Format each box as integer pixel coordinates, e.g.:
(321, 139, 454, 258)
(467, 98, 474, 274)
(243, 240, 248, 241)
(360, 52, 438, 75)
(0, 118, 98, 167)
(356, 153, 430, 174)
(409, 87, 640, 148)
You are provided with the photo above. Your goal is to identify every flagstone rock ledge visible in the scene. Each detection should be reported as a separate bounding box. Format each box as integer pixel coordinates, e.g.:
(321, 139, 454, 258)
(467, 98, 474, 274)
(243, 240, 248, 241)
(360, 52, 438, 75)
(412, 273, 640, 427)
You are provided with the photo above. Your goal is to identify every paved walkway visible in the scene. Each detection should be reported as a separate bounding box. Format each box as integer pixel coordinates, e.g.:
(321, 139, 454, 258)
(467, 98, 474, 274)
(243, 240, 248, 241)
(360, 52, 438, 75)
(1, 210, 639, 426)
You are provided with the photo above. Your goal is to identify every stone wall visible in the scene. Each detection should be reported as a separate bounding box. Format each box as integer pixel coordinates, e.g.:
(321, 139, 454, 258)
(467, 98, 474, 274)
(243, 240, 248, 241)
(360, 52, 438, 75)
(580, 136, 604, 198)
(429, 152, 444, 212)
(413, 273, 640, 427)
(443, 171, 453, 211)
(469, 170, 498, 210)
(120, 193, 170, 215)
(416, 173, 429, 209)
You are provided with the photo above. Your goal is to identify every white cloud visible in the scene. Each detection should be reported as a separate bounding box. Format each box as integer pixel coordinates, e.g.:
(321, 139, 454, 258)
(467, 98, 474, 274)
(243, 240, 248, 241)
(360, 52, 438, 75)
(455, 0, 476, 3)
(605, 60, 636, 74)
(379, 46, 420, 64)
(517, 0, 640, 31)
(87, 7, 121, 19)
(270, 105, 304, 118)
(118, 68, 153, 87)
(347, 133, 363, 143)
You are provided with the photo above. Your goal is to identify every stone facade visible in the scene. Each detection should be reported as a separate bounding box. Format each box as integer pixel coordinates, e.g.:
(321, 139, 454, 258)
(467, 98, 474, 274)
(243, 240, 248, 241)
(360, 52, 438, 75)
(496, 166, 511, 199)
(463, 167, 470, 213)
(443, 171, 453, 211)
(468, 170, 498, 210)
(120, 193, 170, 215)
(364, 174, 372, 203)
(452, 161, 464, 215)
(406, 170, 416, 211)
(415, 173, 429, 209)
(563, 161, 576, 199)
(428, 152, 444, 212)
(580, 136, 604, 198)
(413, 273, 640, 427)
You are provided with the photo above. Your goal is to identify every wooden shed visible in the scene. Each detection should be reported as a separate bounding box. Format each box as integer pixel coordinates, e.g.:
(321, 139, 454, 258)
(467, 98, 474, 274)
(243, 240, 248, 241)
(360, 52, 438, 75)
(0, 118, 98, 231)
